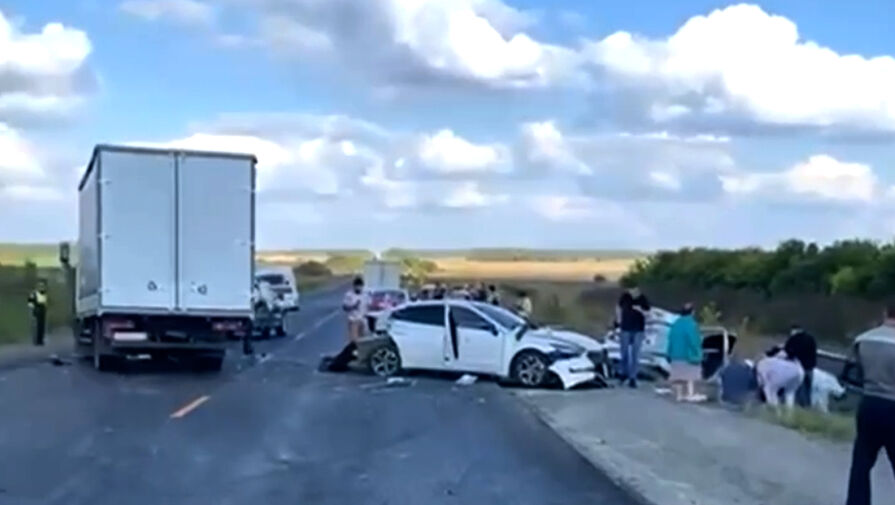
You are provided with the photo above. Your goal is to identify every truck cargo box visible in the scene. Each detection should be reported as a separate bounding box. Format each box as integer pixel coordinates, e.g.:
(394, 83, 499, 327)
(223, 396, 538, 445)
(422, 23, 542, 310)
(77, 145, 255, 318)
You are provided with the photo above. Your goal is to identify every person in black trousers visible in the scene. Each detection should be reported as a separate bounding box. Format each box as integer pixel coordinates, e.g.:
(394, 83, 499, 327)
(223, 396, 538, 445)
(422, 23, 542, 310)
(845, 305, 895, 505)
(27, 279, 49, 346)
(784, 324, 817, 407)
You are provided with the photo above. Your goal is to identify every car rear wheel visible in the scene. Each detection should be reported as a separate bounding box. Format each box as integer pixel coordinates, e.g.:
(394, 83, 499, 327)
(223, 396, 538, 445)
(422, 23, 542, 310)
(511, 350, 549, 387)
(369, 344, 401, 377)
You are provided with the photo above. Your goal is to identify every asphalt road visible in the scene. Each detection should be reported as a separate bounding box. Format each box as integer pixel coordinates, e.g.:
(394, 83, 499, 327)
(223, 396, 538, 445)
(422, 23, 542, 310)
(0, 283, 637, 505)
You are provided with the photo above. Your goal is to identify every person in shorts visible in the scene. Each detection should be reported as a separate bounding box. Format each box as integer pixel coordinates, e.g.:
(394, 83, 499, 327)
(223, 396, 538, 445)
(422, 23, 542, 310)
(328, 277, 368, 372)
(666, 303, 705, 402)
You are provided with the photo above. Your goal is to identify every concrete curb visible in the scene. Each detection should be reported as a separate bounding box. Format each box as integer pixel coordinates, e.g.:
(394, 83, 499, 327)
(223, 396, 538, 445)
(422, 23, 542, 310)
(513, 390, 699, 505)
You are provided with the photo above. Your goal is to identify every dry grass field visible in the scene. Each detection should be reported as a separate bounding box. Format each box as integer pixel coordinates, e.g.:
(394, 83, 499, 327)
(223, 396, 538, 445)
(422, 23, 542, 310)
(427, 257, 636, 282)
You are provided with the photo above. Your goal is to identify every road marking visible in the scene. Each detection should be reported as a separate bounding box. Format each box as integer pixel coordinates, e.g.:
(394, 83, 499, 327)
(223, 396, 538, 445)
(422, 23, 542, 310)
(294, 309, 340, 341)
(170, 395, 210, 419)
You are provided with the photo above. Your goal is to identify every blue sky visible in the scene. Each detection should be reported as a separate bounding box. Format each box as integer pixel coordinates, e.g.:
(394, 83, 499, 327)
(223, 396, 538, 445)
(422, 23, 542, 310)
(1, 0, 894, 250)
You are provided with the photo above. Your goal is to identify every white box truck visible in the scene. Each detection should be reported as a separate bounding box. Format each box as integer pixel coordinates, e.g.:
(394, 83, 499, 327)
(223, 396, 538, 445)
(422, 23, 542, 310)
(75, 145, 255, 371)
(362, 260, 402, 290)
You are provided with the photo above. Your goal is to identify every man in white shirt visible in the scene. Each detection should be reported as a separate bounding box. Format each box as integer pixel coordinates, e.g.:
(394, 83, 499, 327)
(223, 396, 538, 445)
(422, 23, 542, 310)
(329, 277, 368, 372)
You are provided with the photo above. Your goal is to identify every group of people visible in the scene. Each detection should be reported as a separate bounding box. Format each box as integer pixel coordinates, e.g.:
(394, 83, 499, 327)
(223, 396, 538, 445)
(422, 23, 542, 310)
(614, 284, 895, 505)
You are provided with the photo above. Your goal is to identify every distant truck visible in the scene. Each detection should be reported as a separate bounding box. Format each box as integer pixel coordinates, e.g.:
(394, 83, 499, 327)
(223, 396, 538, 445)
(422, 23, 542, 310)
(75, 145, 255, 371)
(362, 260, 407, 332)
(362, 260, 402, 290)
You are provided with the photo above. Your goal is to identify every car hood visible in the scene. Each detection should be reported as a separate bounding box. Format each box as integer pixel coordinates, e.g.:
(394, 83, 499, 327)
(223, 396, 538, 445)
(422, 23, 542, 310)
(522, 327, 605, 351)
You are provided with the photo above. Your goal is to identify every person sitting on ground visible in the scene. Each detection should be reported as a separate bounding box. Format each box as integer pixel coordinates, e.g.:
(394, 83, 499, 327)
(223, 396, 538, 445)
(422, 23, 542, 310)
(666, 303, 705, 402)
(784, 323, 818, 408)
(515, 290, 533, 319)
(755, 348, 804, 410)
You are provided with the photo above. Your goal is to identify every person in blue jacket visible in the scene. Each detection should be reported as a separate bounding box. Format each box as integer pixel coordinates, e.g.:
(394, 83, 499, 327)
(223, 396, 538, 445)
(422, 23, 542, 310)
(666, 303, 705, 402)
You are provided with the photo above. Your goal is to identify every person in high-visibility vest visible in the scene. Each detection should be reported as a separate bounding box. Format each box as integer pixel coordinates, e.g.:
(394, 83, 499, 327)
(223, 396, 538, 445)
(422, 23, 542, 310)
(27, 279, 48, 346)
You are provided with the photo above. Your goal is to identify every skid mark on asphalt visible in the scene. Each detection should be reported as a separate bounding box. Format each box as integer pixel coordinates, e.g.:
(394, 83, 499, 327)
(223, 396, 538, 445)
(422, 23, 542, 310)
(170, 395, 210, 418)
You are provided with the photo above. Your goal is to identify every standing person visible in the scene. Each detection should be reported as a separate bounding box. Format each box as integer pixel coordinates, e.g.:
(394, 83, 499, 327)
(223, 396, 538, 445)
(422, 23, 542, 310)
(616, 285, 651, 388)
(27, 279, 48, 346)
(516, 290, 533, 319)
(845, 305, 895, 505)
(487, 284, 501, 306)
(666, 303, 705, 402)
(328, 277, 368, 372)
(475, 282, 488, 302)
(433, 282, 446, 300)
(784, 323, 817, 408)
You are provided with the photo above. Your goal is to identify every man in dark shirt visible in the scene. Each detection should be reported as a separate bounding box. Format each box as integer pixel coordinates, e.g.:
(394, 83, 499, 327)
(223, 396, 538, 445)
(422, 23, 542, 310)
(616, 285, 651, 388)
(784, 324, 817, 407)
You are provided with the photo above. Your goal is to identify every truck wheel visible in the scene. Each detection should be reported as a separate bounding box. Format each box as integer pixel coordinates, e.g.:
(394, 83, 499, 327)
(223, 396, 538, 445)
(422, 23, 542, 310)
(92, 325, 116, 372)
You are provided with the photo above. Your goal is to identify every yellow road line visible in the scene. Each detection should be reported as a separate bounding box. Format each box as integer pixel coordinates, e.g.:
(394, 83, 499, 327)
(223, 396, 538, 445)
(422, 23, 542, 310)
(170, 395, 210, 419)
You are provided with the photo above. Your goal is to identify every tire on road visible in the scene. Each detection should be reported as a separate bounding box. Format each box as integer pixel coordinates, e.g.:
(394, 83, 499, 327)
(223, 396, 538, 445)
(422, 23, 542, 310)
(511, 350, 550, 387)
(275, 324, 287, 338)
(368, 342, 402, 377)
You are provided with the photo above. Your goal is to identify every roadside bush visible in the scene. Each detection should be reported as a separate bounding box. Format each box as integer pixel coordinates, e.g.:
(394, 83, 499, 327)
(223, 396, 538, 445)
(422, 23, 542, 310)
(0, 262, 71, 344)
(294, 261, 332, 278)
(324, 254, 367, 275)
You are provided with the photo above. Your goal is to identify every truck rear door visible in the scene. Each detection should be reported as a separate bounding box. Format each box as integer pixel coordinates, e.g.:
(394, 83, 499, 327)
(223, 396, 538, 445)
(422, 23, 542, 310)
(99, 149, 177, 311)
(177, 153, 254, 313)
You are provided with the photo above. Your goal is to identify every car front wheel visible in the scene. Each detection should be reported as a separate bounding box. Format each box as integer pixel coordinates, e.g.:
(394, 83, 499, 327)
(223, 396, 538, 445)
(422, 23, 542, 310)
(511, 350, 549, 387)
(369, 344, 401, 377)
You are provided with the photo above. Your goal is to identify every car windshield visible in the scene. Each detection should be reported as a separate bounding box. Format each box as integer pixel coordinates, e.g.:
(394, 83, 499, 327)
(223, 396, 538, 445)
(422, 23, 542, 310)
(476, 303, 525, 331)
(256, 274, 287, 286)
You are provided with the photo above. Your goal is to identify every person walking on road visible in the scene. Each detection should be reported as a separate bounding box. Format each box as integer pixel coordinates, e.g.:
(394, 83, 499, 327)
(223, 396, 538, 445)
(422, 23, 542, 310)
(616, 285, 651, 388)
(27, 279, 49, 346)
(666, 303, 705, 402)
(328, 277, 368, 372)
(784, 323, 817, 408)
(845, 305, 895, 505)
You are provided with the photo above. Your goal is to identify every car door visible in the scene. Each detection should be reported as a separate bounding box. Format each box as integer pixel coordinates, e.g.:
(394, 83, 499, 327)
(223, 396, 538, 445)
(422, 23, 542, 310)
(449, 305, 504, 374)
(387, 304, 450, 371)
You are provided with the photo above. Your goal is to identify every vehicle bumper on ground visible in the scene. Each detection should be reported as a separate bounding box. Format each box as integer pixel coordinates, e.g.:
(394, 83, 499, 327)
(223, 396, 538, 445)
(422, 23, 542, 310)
(548, 355, 598, 390)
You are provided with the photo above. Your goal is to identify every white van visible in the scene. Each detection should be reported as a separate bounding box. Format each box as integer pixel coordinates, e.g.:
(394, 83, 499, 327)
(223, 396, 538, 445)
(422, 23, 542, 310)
(254, 266, 300, 312)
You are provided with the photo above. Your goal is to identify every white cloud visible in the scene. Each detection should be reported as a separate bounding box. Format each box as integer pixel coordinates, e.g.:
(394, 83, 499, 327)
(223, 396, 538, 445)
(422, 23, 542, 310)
(441, 181, 508, 208)
(119, 0, 215, 26)
(221, 0, 580, 89)
(415, 129, 507, 175)
(0, 123, 42, 182)
(0, 184, 64, 202)
(0, 9, 95, 125)
(530, 195, 597, 221)
(516, 120, 735, 200)
(582, 4, 895, 132)
(722, 154, 879, 204)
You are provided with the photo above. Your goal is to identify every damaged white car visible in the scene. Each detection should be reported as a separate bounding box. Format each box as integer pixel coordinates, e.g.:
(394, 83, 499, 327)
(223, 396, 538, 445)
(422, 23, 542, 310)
(358, 300, 610, 389)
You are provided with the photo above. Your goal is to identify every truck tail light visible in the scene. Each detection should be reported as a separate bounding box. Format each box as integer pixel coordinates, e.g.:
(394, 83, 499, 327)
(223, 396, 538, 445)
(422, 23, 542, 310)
(104, 319, 135, 338)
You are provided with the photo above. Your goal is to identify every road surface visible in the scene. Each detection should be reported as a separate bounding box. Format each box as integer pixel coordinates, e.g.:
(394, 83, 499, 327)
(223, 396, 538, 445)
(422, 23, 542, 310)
(0, 283, 637, 505)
